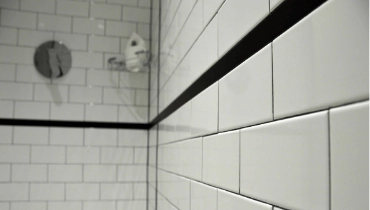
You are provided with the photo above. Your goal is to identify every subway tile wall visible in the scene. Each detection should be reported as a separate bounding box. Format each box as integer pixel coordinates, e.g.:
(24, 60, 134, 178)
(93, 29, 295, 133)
(150, 0, 369, 209)
(0, 0, 151, 123)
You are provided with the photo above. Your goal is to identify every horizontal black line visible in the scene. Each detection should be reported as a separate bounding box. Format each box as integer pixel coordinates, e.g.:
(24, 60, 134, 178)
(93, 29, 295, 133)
(0, 118, 150, 129)
(149, 0, 327, 128)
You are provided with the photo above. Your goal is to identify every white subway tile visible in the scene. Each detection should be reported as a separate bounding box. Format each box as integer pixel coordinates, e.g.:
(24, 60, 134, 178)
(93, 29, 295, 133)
(30, 184, 65, 201)
(85, 104, 118, 122)
(108, 0, 137, 6)
(204, 0, 224, 25)
(1, 10, 37, 29)
(49, 165, 82, 182)
(12, 202, 47, 210)
(134, 147, 146, 164)
(218, 0, 269, 56)
(73, 17, 105, 35)
(0, 126, 12, 144)
(138, 0, 150, 7)
(55, 33, 87, 51)
(273, 0, 368, 119)
(118, 201, 146, 210)
(84, 165, 116, 182)
(16, 65, 50, 83)
(14, 127, 49, 145)
(57, 0, 88, 17)
(0, 0, 19, 9)
(137, 24, 150, 39)
(101, 183, 133, 200)
(86, 69, 119, 87)
(101, 147, 133, 164)
(69, 86, 102, 104)
(118, 106, 148, 123)
(15, 101, 50, 120)
(0, 184, 28, 201)
(106, 21, 136, 37)
(218, 190, 272, 210)
(90, 3, 121, 20)
(135, 89, 148, 106)
(133, 183, 146, 199)
(270, 0, 284, 11)
(50, 128, 84, 145)
(71, 51, 103, 68)
(203, 130, 239, 192)
(38, 14, 72, 32)
(0, 46, 34, 64)
(31, 146, 65, 163)
(52, 68, 86, 85)
(0, 100, 13, 118)
(66, 184, 99, 200)
(191, 82, 218, 137)
(330, 101, 369, 210)
(0, 165, 10, 181)
(12, 165, 47, 181)
(118, 129, 148, 146)
(19, 29, 54, 47)
(0, 64, 15, 82)
(0, 145, 29, 163)
(122, 7, 150, 23)
(83, 202, 115, 210)
(0, 27, 17, 44)
(67, 147, 99, 164)
(118, 165, 146, 181)
(34, 84, 69, 102)
(120, 72, 149, 89)
(219, 44, 272, 131)
(84, 128, 117, 146)
(50, 103, 85, 121)
(120, 37, 129, 53)
(88, 36, 120, 53)
(20, 0, 55, 13)
(48, 202, 82, 210)
(191, 181, 217, 210)
(240, 111, 329, 210)
(103, 88, 135, 105)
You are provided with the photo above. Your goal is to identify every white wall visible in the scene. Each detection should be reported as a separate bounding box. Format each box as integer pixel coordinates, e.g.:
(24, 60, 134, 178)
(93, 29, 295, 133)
(149, 0, 369, 209)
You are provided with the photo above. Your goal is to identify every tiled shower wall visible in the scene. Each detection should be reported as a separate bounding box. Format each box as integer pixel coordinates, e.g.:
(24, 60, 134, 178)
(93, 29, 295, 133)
(0, 0, 151, 123)
(149, 0, 368, 210)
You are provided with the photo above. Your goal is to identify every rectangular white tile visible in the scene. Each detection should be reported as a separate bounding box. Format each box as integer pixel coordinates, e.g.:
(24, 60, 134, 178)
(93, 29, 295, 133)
(15, 101, 50, 120)
(218, 0, 269, 56)
(122, 7, 150, 23)
(219, 44, 272, 131)
(83, 202, 115, 210)
(69, 86, 102, 103)
(133, 183, 146, 199)
(48, 202, 82, 210)
(120, 72, 149, 89)
(118, 129, 148, 146)
(108, 0, 137, 6)
(273, 0, 369, 119)
(138, 0, 150, 7)
(31, 146, 65, 163)
(90, 3, 121, 20)
(101, 183, 133, 200)
(330, 101, 369, 210)
(0, 46, 34, 64)
(0, 165, 10, 181)
(16, 65, 50, 83)
(191, 181, 217, 210)
(134, 147, 147, 164)
(86, 69, 119, 87)
(0, 0, 19, 9)
(137, 24, 150, 39)
(84, 165, 116, 182)
(55, 33, 87, 51)
(204, 0, 224, 25)
(118, 165, 146, 181)
(0, 27, 17, 44)
(67, 147, 99, 164)
(12, 165, 47, 181)
(0, 100, 13, 118)
(240, 111, 329, 210)
(71, 51, 103, 68)
(106, 21, 136, 37)
(34, 84, 69, 102)
(118, 106, 148, 123)
(0, 64, 15, 82)
(50, 128, 84, 145)
(57, 0, 88, 17)
(0, 184, 28, 201)
(218, 189, 272, 210)
(73, 17, 105, 35)
(18, 29, 53, 47)
(0, 126, 12, 144)
(203, 130, 239, 192)
(10, 202, 46, 210)
(38, 14, 72, 32)
(135, 89, 148, 106)
(50, 103, 84, 121)
(49, 165, 82, 182)
(0, 145, 29, 163)
(66, 184, 99, 200)
(84, 128, 117, 146)
(85, 104, 118, 122)
(88, 36, 120, 53)
(20, 0, 55, 13)
(1, 10, 37, 29)
(14, 127, 49, 145)
(30, 184, 64, 201)
(101, 147, 133, 164)
(103, 88, 135, 105)
(191, 82, 218, 137)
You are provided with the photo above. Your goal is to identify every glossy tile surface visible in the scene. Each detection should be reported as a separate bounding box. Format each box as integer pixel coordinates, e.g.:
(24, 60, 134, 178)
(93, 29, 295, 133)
(218, 189, 272, 210)
(330, 101, 369, 210)
(191, 181, 217, 210)
(219, 44, 272, 131)
(240, 111, 329, 210)
(203, 130, 239, 193)
(273, 0, 369, 119)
